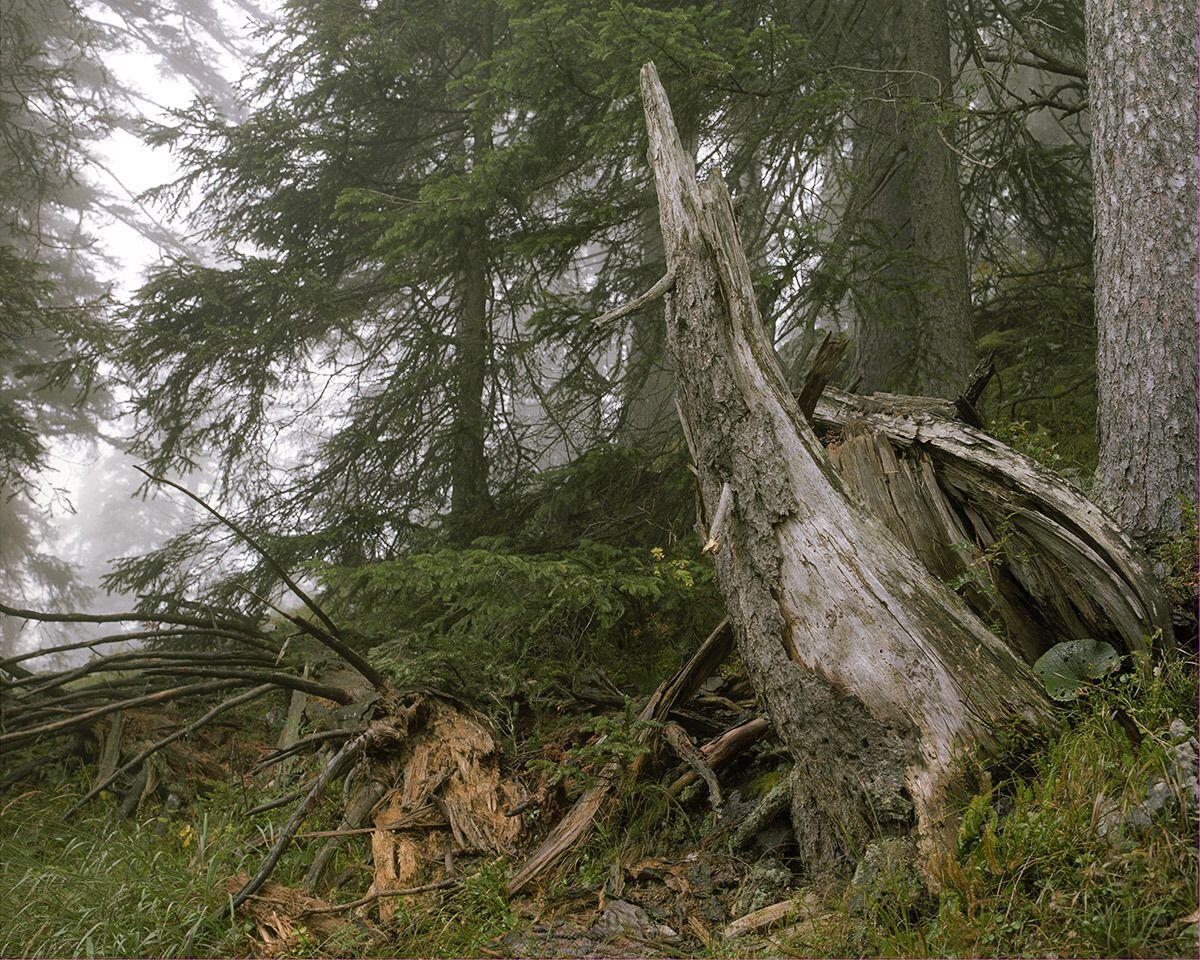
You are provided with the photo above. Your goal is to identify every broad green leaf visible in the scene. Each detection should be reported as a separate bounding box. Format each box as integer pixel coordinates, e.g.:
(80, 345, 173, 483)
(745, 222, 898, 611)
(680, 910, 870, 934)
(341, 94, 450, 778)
(1033, 639, 1122, 701)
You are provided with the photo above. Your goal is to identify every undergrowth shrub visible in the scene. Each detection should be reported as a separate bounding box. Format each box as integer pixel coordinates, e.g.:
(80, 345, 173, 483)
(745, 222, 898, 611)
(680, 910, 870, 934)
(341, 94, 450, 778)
(319, 539, 722, 707)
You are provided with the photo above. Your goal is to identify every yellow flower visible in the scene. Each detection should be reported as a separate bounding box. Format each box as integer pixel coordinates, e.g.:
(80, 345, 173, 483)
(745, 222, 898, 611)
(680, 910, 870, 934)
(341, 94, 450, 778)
(649, 547, 665, 561)
(178, 824, 196, 849)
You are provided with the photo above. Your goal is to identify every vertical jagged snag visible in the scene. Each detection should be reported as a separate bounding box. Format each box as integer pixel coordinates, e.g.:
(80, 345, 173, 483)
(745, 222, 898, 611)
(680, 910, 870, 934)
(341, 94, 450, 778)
(639, 61, 1055, 874)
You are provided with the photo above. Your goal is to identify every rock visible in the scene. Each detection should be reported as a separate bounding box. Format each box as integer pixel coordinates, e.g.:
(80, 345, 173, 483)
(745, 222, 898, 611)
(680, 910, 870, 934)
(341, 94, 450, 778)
(846, 837, 919, 914)
(588, 899, 678, 944)
(729, 857, 793, 917)
(1096, 719, 1197, 840)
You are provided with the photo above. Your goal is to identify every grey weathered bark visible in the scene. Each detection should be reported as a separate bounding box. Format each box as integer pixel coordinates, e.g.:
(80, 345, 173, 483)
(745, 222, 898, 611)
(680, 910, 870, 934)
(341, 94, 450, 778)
(811, 388, 1173, 661)
(640, 62, 1054, 874)
(1086, 0, 1198, 541)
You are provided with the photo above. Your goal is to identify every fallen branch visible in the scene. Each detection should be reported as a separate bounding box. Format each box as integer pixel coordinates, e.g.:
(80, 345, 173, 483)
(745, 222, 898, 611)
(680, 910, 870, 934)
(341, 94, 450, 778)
(0, 628, 279, 672)
(137, 665, 355, 704)
(232, 730, 370, 909)
(253, 727, 366, 772)
(297, 878, 457, 917)
(301, 780, 390, 892)
(724, 895, 819, 939)
(506, 618, 732, 895)
(135, 468, 386, 691)
(297, 802, 445, 840)
(0, 600, 274, 645)
(247, 782, 316, 817)
(0, 679, 251, 747)
(662, 722, 721, 811)
(68, 684, 276, 814)
(667, 716, 771, 796)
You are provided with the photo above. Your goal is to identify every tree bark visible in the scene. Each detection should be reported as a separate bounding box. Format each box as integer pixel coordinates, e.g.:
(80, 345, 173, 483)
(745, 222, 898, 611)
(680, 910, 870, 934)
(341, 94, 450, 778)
(849, 98, 921, 392)
(450, 233, 489, 526)
(1086, 0, 1198, 541)
(640, 62, 1054, 875)
(449, 13, 495, 530)
(845, 0, 976, 398)
(899, 0, 977, 397)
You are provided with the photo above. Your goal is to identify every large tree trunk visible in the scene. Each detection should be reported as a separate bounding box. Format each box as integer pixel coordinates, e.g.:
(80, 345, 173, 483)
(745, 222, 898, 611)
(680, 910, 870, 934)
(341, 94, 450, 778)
(449, 13, 495, 531)
(899, 0, 976, 397)
(1086, 0, 1198, 541)
(849, 99, 921, 392)
(640, 63, 1054, 874)
(843, 0, 976, 398)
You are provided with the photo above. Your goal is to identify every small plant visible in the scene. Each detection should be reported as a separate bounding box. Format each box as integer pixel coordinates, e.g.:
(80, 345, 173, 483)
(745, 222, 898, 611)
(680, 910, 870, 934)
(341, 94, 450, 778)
(1153, 498, 1199, 611)
(527, 709, 657, 797)
(988, 418, 1080, 476)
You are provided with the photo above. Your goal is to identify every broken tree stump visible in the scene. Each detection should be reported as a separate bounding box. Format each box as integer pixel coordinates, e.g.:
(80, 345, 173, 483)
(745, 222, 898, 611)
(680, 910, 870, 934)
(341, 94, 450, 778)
(639, 61, 1057, 875)
(810, 388, 1173, 663)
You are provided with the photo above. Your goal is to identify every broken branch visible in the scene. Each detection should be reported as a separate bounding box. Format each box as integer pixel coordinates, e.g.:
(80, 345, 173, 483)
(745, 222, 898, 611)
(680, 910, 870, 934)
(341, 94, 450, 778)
(591, 270, 675, 326)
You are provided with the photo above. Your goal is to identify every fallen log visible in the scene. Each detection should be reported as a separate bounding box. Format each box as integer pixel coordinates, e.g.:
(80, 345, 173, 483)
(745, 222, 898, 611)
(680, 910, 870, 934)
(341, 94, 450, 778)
(639, 61, 1057, 875)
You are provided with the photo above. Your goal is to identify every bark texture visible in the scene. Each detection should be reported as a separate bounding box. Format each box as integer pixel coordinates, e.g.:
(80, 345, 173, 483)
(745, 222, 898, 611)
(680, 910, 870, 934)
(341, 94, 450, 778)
(450, 232, 490, 526)
(640, 62, 1054, 875)
(1087, 0, 1198, 540)
(899, 0, 976, 397)
(449, 15, 495, 529)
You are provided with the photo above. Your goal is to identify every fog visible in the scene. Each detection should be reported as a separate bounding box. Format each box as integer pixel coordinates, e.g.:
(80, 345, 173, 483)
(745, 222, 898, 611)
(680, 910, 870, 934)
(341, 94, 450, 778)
(5, 0, 269, 664)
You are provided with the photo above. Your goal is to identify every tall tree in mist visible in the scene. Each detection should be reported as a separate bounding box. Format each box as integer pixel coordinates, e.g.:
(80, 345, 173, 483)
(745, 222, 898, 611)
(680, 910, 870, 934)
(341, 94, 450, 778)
(1086, 0, 1198, 540)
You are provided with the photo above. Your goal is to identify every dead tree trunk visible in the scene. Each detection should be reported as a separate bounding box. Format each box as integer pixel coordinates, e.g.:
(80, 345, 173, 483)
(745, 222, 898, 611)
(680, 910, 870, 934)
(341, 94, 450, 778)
(640, 62, 1056, 875)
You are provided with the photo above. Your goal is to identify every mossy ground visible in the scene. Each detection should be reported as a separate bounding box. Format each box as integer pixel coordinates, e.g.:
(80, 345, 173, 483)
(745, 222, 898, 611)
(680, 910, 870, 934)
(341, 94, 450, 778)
(2, 648, 1195, 958)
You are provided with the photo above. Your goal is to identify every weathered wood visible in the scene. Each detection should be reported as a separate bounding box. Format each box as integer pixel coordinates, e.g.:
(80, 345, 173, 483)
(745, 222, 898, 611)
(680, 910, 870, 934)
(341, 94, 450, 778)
(724, 894, 819, 940)
(272, 671, 309, 788)
(812, 388, 1173, 659)
(94, 711, 125, 788)
(667, 715, 770, 796)
(662, 722, 721, 810)
(640, 61, 1055, 874)
(795, 332, 849, 421)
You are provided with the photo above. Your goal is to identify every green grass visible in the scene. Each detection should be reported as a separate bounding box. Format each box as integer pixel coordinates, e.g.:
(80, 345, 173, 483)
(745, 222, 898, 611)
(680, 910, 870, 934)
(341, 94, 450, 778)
(0, 775, 258, 957)
(3, 652, 1195, 958)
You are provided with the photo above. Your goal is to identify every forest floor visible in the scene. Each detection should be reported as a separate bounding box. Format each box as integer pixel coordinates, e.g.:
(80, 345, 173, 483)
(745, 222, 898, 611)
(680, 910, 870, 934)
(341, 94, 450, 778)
(1, 641, 1196, 959)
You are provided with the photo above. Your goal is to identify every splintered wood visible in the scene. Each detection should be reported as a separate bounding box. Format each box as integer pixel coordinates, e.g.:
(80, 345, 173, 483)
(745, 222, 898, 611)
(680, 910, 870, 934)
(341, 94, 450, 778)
(369, 699, 521, 919)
